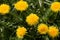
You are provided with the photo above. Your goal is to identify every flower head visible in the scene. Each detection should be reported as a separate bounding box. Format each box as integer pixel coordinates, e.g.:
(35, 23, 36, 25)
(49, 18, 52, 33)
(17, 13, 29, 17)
(14, 0, 28, 11)
(37, 23, 48, 34)
(0, 4, 10, 15)
(50, 2, 60, 12)
(26, 13, 39, 26)
(16, 26, 27, 38)
(48, 26, 59, 38)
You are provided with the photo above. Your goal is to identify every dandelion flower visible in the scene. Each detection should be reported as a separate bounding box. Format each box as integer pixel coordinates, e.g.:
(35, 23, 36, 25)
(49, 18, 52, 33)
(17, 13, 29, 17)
(37, 23, 48, 34)
(26, 13, 39, 26)
(16, 26, 27, 38)
(48, 26, 59, 38)
(50, 2, 60, 12)
(14, 0, 28, 11)
(0, 4, 10, 15)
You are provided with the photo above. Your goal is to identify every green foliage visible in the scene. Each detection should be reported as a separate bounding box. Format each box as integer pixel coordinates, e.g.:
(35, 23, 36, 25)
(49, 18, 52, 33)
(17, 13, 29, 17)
(0, 0, 60, 40)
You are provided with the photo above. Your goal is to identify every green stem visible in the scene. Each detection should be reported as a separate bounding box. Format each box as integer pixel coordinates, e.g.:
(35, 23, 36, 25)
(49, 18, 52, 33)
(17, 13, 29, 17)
(38, 0, 44, 7)
(17, 38, 23, 40)
(38, 0, 44, 14)
(52, 38, 55, 40)
(44, 2, 51, 5)
(26, 34, 34, 38)
(9, 30, 16, 40)
(54, 0, 58, 1)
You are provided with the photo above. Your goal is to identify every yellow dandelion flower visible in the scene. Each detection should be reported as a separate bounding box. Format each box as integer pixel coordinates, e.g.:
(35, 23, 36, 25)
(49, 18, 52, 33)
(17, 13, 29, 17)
(0, 4, 10, 15)
(14, 0, 28, 11)
(26, 13, 39, 26)
(16, 26, 27, 38)
(50, 2, 60, 12)
(48, 26, 59, 38)
(37, 23, 48, 34)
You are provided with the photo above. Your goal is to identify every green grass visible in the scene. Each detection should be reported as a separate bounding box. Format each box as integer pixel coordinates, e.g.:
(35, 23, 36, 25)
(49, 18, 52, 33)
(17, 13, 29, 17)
(0, 0, 60, 40)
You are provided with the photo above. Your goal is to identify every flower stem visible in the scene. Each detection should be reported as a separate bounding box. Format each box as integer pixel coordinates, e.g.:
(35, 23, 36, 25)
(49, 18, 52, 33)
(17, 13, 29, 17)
(54, 0, 58, 2)
(38, 0, 44, 14)
(52, 38, 55, 40)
